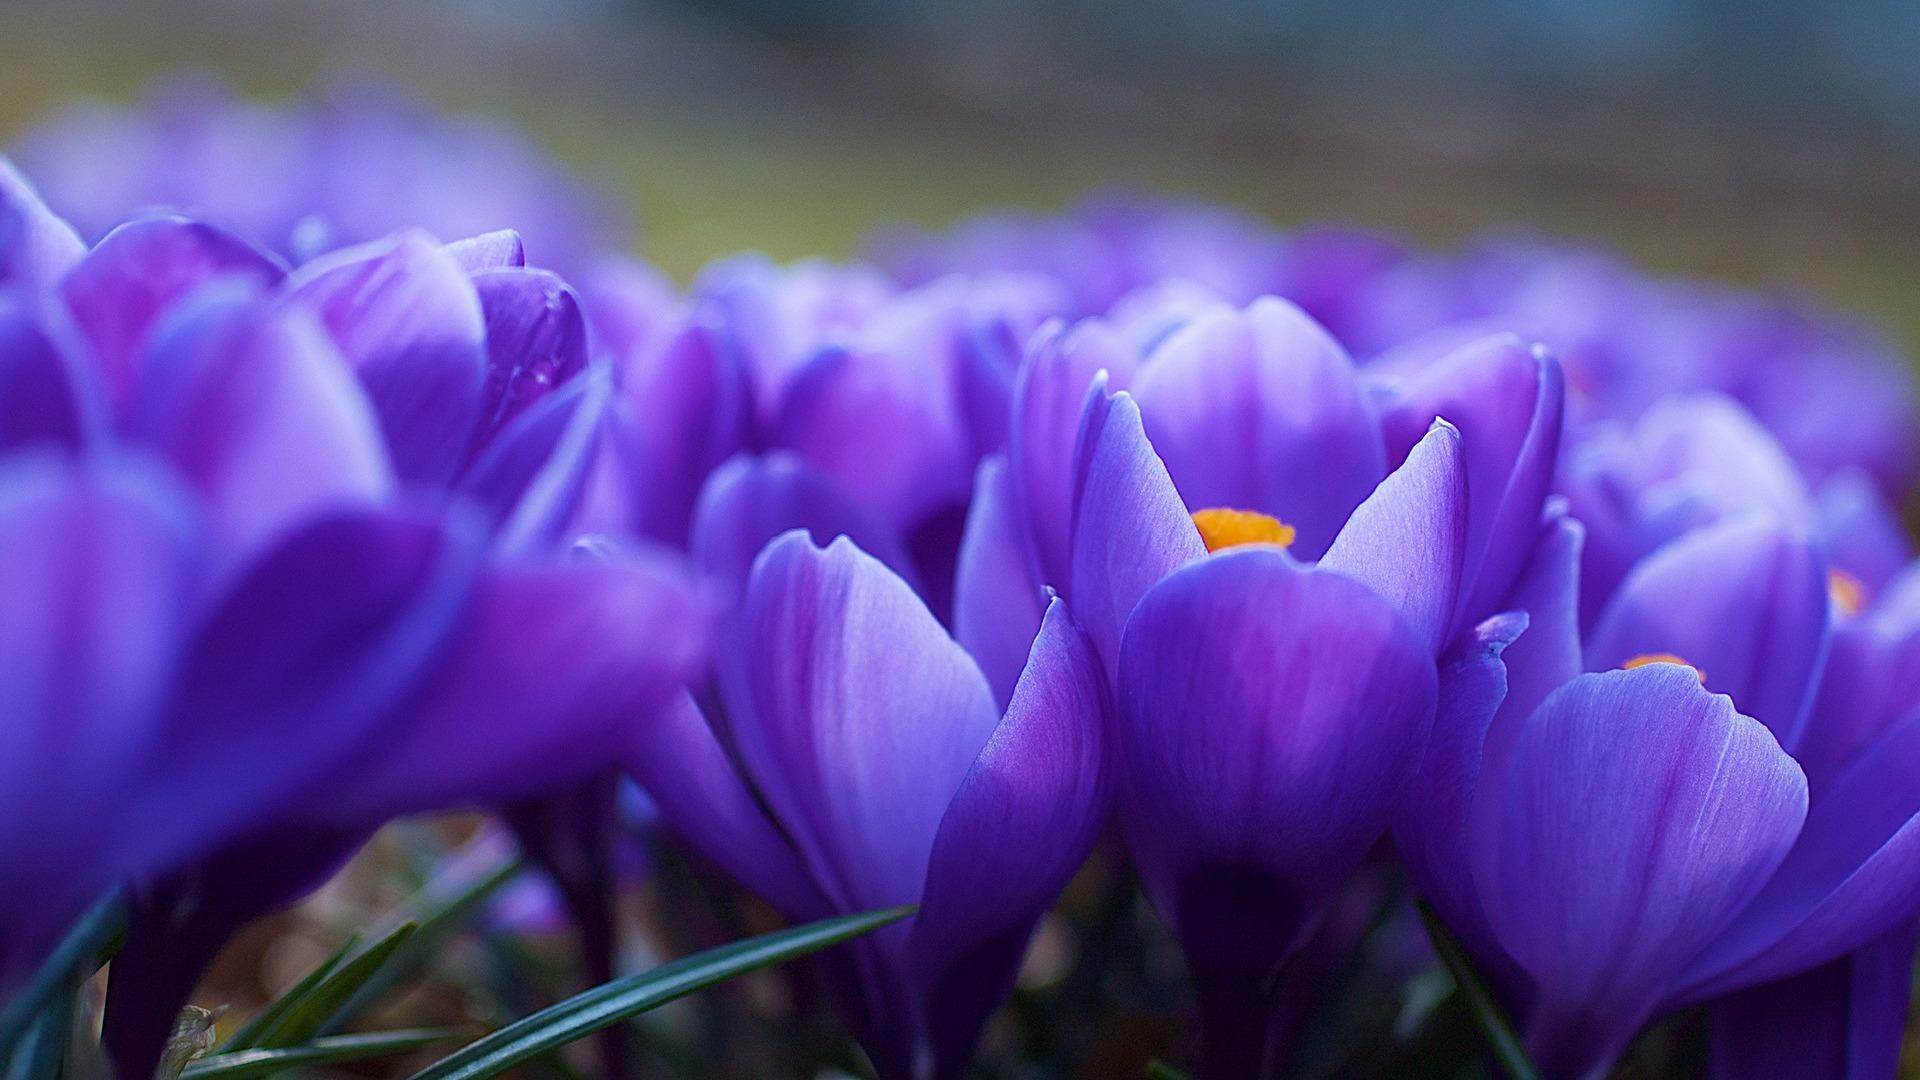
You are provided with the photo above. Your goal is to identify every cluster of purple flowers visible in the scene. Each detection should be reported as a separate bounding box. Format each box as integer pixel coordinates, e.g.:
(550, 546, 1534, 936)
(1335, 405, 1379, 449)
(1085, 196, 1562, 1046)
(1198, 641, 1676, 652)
(3, 108, 1919, 1080)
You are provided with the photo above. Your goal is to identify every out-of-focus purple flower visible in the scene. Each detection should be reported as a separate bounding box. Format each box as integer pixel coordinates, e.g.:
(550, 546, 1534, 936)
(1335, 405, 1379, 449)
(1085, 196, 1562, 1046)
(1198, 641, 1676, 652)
(580, 253, 1072, 620)
(882, 199, 1919, 499)
(627, 533, 1107, 1079)
(11, 76, 626, 272)
(0, 164, 710, 1069)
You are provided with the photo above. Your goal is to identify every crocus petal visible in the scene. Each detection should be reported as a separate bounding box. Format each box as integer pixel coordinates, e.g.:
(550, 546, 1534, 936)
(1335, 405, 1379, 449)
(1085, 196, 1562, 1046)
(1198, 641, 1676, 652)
(0, 294, 97, 453)
(141, 506, 478, 868)
(1705, 921, 1917, 1080)
(908, 600, 1109, 1077)
(0, 457, 198, 991)
(456, 367, 609, 553)
(1393, 611, 1525, 964)
(1067, 388, 1205, 672)
(129, 284, 392, 555)
(1680, 711, 1920, 996)
(469, 267, 588, 452)
(773, 318, 975, 531)
(721, 532, 1001, 917)
(61, 216, 285, 405)
(286, 231, 487, 484)
(600, 320, 750, 545)
(1129, 297, 1385, 557)
(624, 692, 829, 920)
(1489, 512, 1587, 745)
(1374, 334, 1564, 626)
(952, 456, 1046, 708)
(1116, 548, 1436, 1008)
(0, 158, 85, 289)
(1010, 317, 1139, 587)
(443, 229, 525, 273)
(1586, 518, 1828, 752)
(1796, 576, 1920, 785)
(688, 452, 917, 603)
(1468, 666, 1807, 1078)
(1319, 418, 1467, 654)
(310, 542, 713, 823)
(1814, 470, 1912, 593)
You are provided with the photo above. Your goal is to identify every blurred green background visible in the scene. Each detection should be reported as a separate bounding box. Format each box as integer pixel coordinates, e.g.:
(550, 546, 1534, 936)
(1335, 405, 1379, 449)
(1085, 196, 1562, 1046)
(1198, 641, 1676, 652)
(1, 0, 1915, 352)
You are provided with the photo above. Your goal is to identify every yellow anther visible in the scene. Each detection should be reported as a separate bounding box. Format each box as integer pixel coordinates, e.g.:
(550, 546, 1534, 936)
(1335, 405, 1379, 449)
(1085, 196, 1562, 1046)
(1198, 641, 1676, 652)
(1623, 653, 1706, 684)
(1829, 570, 1867, 618)
(1191, 508, 1297, 553)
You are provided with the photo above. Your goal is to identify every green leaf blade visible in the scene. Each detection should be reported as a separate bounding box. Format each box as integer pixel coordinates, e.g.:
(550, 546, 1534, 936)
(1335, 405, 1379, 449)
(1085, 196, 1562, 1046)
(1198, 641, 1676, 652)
(0, 891, 124, 1065)
(217, 934, 362, 1052)
(1415, 900, 1542, 1080)
(406, 905, 915, 1080)
(181, 1028, 461, 1079)
(242, 922, 419, 1050)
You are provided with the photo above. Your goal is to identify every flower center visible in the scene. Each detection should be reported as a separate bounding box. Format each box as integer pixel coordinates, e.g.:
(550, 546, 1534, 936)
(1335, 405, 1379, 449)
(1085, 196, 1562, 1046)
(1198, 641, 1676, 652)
(1622, 653, 1706, 683)
(1191, 508, 1297, 553)
(1829, 570, 1867, 617)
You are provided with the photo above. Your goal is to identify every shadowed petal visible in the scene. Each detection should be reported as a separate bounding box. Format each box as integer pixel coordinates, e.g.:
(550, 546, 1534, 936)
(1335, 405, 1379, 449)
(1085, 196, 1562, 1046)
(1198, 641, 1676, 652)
(1116, 548, 1436, 1049)
(311, 542, 713, 823)
(952, 456, 1046, 707)
(1319, 418, 1467, 654)
(287, 231, 486, 483)
(1705, 922, 1917, 1080)
(1586, 518, 1828, 751)
(689, 452, 917, 603)
(0, 294, 98, 453)
(0, 457, 199, 991)
(1374, 334, 1564, 626)
(597, 320, 750, 545)
(625, 692, 829, 920)
(1681, 711, 1920, 996)
(1130, 297, 1385, 557)
(1469, 666, 1807, 1078)
(908, 600, 1109, 1077)
(1010, 317, 1139, 587)
(1814, 470, 1912, 594)
(469, 268, 588, 453)
(457, 367, 609, 553)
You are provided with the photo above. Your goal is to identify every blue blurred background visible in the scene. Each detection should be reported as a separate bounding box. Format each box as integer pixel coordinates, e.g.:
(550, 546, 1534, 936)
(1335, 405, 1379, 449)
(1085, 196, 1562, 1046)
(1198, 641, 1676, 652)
(1, 0, 1914, 346)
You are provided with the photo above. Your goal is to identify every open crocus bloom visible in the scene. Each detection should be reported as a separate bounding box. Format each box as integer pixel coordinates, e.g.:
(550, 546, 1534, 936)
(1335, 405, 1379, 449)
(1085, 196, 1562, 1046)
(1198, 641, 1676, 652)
(626, 532, 1108, 1080)
(1396, 431, 1920, 1077)
(952, 292, 1565, 1076)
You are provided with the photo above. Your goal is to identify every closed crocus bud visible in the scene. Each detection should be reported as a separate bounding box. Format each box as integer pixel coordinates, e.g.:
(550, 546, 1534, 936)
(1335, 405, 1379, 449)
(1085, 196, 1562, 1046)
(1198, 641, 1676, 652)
(627, 533, 1108, 1079)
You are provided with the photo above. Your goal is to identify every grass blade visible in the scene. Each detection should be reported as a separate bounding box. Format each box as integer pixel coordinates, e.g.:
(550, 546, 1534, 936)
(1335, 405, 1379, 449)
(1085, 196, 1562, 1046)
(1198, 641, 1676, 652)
(406, 905, 915, 1080)
(1415, 900, 1541, 1080)
(241, 923, 419, 1048)
(330, 855, 523, 1027)
(0, 892, 124, 1063)
(1145, 1059, 1193, 1080)
(181, 1028, 461, 1079)
(217, 935, 362, 1052)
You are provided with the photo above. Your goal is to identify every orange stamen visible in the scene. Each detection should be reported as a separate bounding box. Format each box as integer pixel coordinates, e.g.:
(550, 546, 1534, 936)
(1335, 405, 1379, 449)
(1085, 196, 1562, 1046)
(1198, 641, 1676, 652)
(1191, 508, 1296, 553)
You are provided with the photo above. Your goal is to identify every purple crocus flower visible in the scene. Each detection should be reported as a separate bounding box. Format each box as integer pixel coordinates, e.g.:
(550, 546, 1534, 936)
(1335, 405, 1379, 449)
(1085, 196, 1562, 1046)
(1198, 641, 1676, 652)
(581, 253, 1072, 620)
(960, 293, 1562, 1075)
(12, 75, 625, 272)
(0, 161, 709, 1072)
(626, 532, 1107, 1079)
(1396, 456, 1920, 1076)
